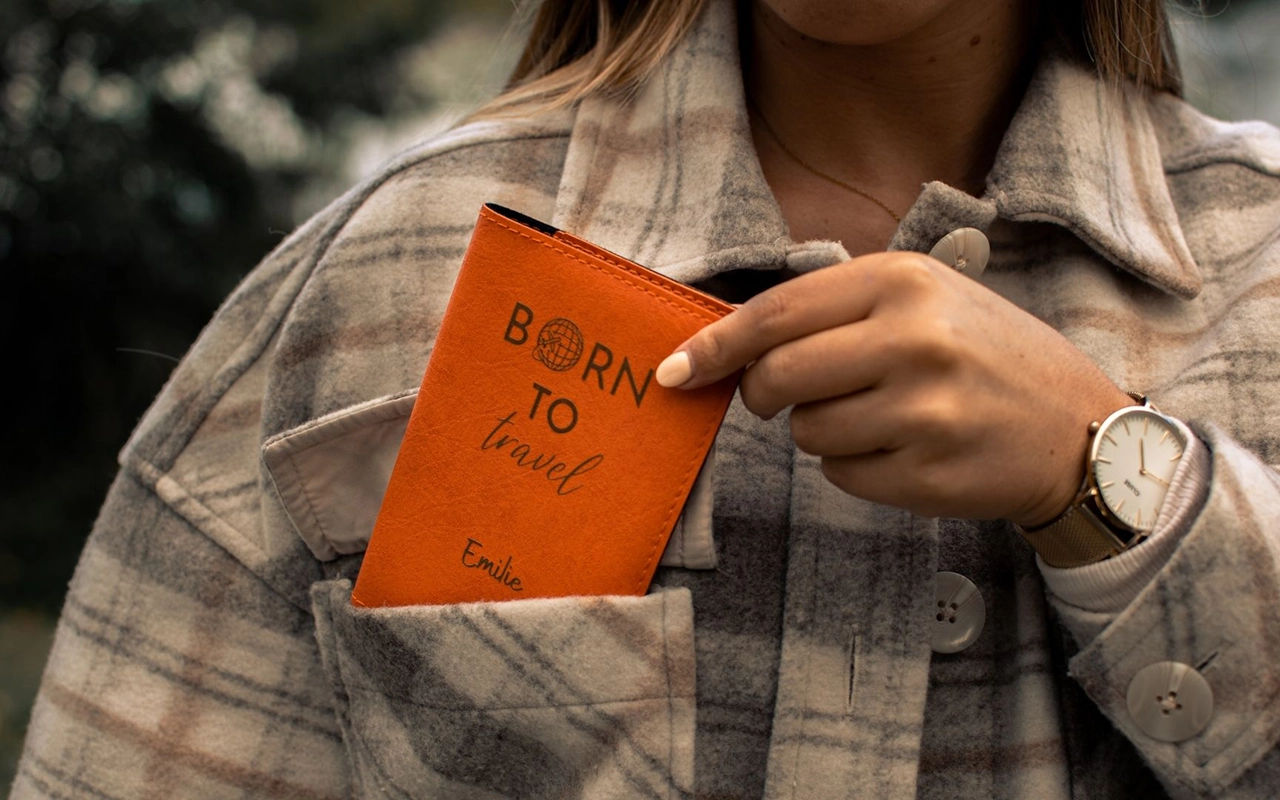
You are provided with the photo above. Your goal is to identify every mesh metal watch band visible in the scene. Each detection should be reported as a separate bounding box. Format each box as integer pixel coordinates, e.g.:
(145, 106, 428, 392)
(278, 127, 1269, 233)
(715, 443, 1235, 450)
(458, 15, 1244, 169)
(1017, 502, 1128, 568)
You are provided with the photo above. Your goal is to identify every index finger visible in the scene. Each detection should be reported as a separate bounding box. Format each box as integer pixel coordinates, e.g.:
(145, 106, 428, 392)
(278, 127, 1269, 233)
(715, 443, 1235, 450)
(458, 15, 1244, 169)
(655, 255, 888, 389)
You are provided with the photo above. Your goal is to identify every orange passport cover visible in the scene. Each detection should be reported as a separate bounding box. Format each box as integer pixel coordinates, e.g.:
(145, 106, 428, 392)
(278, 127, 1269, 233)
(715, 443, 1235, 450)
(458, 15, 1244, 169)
(350, 204, 737, 607)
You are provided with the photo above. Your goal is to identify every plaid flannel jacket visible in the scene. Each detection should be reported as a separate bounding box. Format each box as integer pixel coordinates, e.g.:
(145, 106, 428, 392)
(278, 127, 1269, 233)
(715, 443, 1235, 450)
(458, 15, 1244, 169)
(13, 0, 1280, 797)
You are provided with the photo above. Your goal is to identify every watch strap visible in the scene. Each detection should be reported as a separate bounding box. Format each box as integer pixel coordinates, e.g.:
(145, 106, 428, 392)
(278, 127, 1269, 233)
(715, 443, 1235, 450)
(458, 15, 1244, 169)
(1017, 499, 1129, 568)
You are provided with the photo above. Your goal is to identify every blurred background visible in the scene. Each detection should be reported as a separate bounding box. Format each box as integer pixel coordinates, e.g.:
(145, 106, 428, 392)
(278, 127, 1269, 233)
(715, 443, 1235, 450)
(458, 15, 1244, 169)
(1, 0, 1278, 788)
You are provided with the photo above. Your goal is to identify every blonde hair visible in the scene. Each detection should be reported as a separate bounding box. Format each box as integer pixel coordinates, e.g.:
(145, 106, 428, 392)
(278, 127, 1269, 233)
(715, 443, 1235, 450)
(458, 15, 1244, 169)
(478, 0, 709, 117)
(478, 0, 1181, 117)
(1065, 0, 1182, 94)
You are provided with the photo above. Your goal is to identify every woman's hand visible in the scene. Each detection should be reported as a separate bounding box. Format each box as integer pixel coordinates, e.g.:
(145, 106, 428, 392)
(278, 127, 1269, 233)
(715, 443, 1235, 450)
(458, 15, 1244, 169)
(656, 252, 1133, 527)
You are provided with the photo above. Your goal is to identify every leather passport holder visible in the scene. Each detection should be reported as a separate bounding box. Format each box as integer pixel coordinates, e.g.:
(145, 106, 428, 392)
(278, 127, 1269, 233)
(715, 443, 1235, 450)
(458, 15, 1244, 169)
(351, 204, 737, 607)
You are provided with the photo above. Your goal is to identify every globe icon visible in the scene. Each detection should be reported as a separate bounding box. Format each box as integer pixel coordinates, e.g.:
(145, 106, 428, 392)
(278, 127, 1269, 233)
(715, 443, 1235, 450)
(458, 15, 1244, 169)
(533, 318, 585, 371)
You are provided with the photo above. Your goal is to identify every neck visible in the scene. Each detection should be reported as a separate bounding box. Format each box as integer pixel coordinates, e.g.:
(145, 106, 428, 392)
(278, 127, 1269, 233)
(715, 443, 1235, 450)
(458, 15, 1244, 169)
(744, 0, 1039, 221)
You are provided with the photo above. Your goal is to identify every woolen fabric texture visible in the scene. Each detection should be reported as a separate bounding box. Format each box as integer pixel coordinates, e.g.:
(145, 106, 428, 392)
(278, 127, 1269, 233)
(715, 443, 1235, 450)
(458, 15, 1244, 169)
(13, 1, 1280, 797)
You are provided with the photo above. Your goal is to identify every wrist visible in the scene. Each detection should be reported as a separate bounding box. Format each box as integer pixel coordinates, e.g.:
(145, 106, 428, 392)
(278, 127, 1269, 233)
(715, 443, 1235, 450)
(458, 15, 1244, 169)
(1014, 471, 1085, 530)
(1012, 385, 1134, 529)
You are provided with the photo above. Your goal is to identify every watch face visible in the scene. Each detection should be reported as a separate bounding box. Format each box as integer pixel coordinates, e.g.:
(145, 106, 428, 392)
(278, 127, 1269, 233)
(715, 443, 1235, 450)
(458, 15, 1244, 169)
(1092, 408, 1187, 533)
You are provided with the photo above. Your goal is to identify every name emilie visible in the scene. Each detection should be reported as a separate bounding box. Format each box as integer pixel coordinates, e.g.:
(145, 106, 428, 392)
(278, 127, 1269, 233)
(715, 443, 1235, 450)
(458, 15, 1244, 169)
(461, 538, 523, 592)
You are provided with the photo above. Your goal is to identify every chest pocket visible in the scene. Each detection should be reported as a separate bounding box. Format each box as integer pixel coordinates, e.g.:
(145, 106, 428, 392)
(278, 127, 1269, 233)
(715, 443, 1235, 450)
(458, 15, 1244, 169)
(310, 580, 696, 799)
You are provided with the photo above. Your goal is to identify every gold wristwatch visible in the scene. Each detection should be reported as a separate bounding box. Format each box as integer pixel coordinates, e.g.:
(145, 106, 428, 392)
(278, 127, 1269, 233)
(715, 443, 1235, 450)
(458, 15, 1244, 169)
(1017, 395, 1188, 568)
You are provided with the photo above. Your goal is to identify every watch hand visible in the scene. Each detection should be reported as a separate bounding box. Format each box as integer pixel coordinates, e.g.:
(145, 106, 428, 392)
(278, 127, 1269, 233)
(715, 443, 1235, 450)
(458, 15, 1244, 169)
(1142, 470, 1171, 488)
(1139, 439, 1146, 474)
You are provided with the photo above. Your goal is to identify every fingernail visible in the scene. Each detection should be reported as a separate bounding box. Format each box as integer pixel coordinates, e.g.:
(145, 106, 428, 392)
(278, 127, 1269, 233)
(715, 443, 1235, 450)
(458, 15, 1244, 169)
(656, 351, 693, 388)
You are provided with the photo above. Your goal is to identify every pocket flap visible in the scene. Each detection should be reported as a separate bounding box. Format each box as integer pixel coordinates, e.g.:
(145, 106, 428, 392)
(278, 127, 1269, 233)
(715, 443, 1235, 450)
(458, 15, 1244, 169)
(264, 390, 417, 561)
(265, 391, 719, 568)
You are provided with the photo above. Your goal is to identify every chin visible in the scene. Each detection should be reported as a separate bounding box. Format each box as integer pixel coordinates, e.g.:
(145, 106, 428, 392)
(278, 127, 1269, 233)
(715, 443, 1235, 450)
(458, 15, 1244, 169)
(758, 0, 971, 46)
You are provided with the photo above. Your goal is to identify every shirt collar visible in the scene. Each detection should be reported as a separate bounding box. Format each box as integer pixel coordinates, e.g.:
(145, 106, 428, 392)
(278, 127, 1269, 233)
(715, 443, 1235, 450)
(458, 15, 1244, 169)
(552, 0, 1202, 299)
(551, 0, 849, 284)
(985, 56, 1202, 298)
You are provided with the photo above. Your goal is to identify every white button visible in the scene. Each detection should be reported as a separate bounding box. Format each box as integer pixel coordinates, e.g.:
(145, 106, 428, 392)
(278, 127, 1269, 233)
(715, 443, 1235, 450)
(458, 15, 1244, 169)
(1126, 661, 1214, 742)
(928, 228, 990, 277)
(930, 571, 985, 654)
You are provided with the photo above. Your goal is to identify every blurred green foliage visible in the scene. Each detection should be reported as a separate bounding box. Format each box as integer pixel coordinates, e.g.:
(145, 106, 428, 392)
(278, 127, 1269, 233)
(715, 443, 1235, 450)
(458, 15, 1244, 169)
(0, 612, 54, 786)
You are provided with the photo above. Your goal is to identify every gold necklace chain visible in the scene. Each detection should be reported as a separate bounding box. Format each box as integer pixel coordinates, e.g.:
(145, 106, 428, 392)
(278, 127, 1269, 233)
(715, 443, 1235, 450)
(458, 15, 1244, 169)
(748, 99, 903, 224)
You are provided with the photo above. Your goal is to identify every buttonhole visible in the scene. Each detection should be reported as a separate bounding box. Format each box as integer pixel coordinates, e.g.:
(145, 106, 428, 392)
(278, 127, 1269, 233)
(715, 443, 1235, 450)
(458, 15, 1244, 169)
(1196, 650, 1220, 672)
(846, 630, 860, 713)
